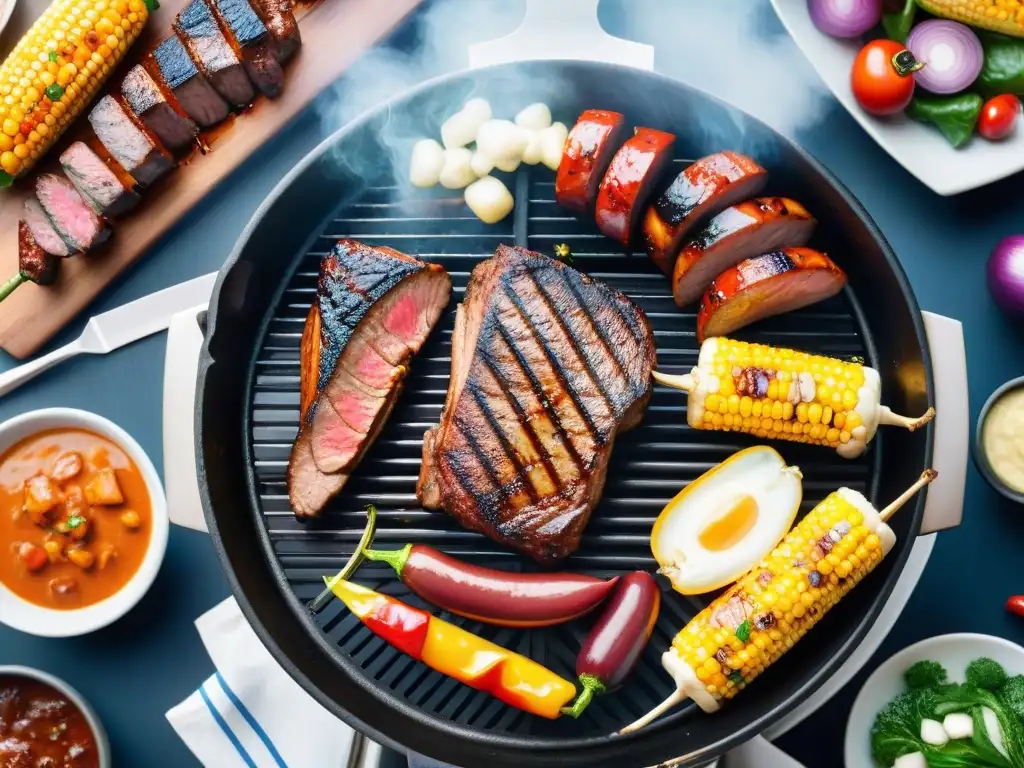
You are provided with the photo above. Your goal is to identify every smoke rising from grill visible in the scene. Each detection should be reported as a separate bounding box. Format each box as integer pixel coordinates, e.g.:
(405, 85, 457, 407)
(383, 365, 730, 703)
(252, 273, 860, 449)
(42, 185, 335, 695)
(314, 0, 831, 183)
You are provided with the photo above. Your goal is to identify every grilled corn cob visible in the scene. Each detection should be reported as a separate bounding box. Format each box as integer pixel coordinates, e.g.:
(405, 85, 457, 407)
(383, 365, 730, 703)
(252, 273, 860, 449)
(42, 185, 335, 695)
(916, 0, 1024, 38)
(653, 337, 934, 459)
(621, 470, 937, 732)
(0, 0, 155, 185)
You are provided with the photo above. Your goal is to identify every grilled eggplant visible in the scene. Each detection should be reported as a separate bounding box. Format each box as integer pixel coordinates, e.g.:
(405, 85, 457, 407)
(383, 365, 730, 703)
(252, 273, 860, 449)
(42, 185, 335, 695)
(35, 174, 110, 252)
(249, 0, 300, 62)
(208, 0, 284, 98)
(22, 198, 71, 258)
(595, 127, 675, 246)
(696, 248, 847, 343)
(60, 142, 141, 218)
(417, 245, 656, 563)
(672, 197, 817, 307)
(644, 152, 769, 275)
(175, 0, 255, 109)
(150, 35, 230, 128)
(88, 95, 173, 187)
(288, 241, 451, 518)
(556, 110, 628, 214)
(122, 64, 199, 154)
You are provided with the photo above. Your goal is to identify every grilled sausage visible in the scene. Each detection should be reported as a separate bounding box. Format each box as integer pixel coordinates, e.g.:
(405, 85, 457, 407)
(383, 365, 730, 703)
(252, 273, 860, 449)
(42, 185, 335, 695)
(672, 197, 817, 307)
(696, 247, 847, 343)
(555, 109, 627, 214)
(644, 152, 768, 274)
(595, 127, 675, 246)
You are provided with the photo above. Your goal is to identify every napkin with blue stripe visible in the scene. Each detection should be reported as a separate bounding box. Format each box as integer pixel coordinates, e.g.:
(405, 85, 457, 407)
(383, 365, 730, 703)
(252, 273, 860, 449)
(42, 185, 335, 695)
(166, 597, 357, 767)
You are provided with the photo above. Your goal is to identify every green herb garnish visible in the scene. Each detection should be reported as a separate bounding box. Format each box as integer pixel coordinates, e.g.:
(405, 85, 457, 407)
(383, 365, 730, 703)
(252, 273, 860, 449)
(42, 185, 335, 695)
(66, 515, 84, 530)
(44, 84, 64, 101)
(735, 620, 751, 643)
(729, 671, 744, 686)
(48, 51, 58, 62)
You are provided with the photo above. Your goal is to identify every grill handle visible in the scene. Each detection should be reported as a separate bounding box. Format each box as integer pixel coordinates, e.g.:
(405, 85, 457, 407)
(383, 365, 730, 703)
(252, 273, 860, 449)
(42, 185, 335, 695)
(918, 311, 968, 534)
(467, 0, 654, 71)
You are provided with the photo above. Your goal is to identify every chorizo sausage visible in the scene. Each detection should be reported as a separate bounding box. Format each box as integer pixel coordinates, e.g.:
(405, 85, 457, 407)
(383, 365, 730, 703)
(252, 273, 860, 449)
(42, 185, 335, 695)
(594, 127, 675, 246)
(555, 109, 628, 214)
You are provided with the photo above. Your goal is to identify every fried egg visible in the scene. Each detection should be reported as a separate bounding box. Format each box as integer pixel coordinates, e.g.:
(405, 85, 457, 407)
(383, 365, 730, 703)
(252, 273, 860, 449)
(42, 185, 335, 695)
(651, 446, 802, 595)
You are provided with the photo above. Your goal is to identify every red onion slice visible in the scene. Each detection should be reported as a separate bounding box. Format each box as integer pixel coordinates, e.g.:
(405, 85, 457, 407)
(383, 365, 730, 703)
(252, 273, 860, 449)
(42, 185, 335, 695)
(906, 20, 984, 95)
(808, 0, 883, 38)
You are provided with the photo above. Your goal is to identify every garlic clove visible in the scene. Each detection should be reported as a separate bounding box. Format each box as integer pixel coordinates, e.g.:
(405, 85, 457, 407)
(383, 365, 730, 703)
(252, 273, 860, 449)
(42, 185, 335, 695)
(438, 148, 476, 189)
(539, 121, 569, 171)
(515, 102, 552, 131)
(465, 176, 514, 224)
(441, 110, 481, 149)
(470, 151, 495, 177)
(476, 119, 529, 163)
(462, 98, 492, 123)
(409, 139, 445, 188)
(521, 130, 543, 165)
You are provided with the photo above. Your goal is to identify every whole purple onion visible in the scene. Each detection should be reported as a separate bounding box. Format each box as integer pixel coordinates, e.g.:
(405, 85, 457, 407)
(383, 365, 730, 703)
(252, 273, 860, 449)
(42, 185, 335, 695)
(988, 235, 1024, 315)
(809, 0, 883, 39)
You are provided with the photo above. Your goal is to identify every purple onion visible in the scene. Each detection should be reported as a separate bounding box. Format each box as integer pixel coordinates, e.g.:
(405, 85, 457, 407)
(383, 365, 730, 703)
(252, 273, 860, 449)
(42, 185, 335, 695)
(907, 20, 984, 95)
(989, 236, 1024, 315)
(808, 0, 882, 39)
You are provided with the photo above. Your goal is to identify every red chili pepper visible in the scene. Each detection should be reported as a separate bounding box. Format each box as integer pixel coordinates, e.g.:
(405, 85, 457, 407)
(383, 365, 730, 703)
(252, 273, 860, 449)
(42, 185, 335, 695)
(1006, 595, 1024, 617)
(363, 593, 431, 658)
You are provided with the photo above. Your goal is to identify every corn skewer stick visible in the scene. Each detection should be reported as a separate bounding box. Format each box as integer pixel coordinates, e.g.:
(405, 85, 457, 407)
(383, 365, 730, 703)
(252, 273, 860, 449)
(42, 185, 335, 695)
(618, 470, 937, 736)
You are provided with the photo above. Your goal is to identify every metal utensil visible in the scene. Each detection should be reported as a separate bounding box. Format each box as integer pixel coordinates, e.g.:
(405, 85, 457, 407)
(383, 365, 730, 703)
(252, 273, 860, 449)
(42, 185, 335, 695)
(0, 272, 216, 398)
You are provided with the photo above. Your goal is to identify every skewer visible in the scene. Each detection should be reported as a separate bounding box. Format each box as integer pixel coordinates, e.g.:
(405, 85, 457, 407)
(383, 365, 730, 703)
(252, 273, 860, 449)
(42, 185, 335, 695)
(617, 469, 937, 736)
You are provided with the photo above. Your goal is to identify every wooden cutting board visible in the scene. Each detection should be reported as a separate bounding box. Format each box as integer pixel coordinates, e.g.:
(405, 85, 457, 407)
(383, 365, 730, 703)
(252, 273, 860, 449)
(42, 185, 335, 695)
(0, 0, 421, 359)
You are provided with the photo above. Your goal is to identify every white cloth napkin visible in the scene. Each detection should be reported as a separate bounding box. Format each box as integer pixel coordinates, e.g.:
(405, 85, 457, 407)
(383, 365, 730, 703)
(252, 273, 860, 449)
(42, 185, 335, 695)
(166, 597, 357, 768)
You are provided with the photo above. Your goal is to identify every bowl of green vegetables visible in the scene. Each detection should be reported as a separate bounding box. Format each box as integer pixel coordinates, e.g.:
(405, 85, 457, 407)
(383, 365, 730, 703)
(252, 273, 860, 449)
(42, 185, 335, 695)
(846, 633, 1024, 767)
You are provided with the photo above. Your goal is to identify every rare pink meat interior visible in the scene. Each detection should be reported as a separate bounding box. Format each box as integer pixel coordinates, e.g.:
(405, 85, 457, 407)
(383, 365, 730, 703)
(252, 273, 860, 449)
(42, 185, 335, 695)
(288, 240, 451, 518)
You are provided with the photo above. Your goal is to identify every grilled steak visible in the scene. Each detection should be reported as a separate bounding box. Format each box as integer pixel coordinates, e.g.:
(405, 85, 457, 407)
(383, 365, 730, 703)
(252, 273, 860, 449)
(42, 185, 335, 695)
(122, 65, 198, 154)
(35, 174, 110, 252)
(88, 95, 173, 187)
(150, 37, 230, 128)
(288, 241, 451, 518)
(249, 0, 300, 62)
(176, 0, 255, 109)
(417, 245, 656, 563)
(209, 0, 284, 98)
(22, 198, 71, 258)
(60, 142, 141, 217)
(19, 221, 59, 286)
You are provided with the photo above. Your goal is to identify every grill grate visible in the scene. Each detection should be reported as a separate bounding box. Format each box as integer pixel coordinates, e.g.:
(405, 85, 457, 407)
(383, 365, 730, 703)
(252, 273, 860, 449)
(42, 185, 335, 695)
(248, 160, 874, 738)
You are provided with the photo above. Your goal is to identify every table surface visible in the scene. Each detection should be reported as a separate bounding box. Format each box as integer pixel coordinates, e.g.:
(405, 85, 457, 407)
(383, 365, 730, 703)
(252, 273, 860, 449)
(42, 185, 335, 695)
(1, 2, 1023, 766)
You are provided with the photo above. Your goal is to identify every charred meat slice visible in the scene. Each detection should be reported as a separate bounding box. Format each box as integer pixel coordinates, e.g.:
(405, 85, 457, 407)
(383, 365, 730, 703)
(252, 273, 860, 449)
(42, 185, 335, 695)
(249, 0, 300, 62)
(696, 247, 847, 343)
(644, 151, 768, 275)
(18, 221, 59, 286)
(22, 198, 71, 258)
(88, 95, 174, 187)
(176, 0, 255, 109)
(60, 142, 141, 218)
(555, 110, 628, 214)
(595, 127, 675, 246)
(288, 241, 451, 518)
(209, 0, 284, 98)
(151, 36, 230, 128)
(122, 65, 198, 154)
(672, 197, 817, 307)
(35, 174, 110, 252)
(417, 245, 656, 563)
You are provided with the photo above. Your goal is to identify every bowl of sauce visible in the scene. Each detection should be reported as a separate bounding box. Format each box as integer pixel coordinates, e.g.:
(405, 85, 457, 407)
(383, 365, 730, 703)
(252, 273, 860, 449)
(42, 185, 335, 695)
(0, 666, 110, 767)
(975, 377, 1024, 504)
(0, 408, 168, 637)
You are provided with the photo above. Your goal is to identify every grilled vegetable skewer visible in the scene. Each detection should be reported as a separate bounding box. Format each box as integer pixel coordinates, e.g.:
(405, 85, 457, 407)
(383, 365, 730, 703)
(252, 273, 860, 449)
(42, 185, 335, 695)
(655, 337, 935, 458)
(620, 469, 937, 732)
(0, 0, 156, 184)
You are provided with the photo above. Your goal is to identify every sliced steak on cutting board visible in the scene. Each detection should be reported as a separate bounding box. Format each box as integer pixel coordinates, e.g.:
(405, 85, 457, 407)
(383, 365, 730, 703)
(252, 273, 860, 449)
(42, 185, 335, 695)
(288, 240, 451, 518)
(416, 244, 656, 563)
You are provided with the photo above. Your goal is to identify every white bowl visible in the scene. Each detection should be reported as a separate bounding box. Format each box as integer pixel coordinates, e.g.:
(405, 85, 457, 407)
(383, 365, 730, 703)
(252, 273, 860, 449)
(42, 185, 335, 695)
(0, 408, 168, 637)
(845, 633, 1024, 766)
(0, 665, 112, 767)
(771, 0, 1024, 196)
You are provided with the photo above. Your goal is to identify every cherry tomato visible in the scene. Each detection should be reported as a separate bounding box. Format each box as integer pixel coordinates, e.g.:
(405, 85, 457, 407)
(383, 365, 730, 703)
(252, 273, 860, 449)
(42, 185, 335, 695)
(979, 95, 1021, 141)
(1007, 595, 1024, 617)
(851, 39, 917, 116)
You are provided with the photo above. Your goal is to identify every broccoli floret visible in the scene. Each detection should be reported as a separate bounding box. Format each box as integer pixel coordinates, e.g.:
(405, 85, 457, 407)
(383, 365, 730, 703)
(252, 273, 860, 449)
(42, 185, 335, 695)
(871, 689, 934, 766)
(968, 658, 1010, 692)
(905, 659, 949, 690)
(999, 675, 1024, 722)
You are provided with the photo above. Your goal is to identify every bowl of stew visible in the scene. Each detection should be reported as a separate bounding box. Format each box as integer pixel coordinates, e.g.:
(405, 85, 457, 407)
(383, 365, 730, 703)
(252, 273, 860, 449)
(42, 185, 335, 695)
(0, 666, 110, 767)
(0, 408, 168, 637)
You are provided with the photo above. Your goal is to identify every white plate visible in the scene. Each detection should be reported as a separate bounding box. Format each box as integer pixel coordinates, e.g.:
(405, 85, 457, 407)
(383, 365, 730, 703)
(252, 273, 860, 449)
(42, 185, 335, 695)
(845, 633, 1024, 767)
(771, 0, 1024, 195)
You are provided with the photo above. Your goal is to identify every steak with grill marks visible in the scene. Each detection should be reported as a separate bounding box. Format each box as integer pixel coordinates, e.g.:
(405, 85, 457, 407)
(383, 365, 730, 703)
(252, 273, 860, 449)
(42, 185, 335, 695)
(288, 240, 451, 518)
(417, 245, 656, 562)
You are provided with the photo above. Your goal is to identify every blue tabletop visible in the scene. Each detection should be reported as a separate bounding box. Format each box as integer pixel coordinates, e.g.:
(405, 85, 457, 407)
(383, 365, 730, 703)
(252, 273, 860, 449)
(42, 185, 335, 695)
(1, 2, 1023, 766)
